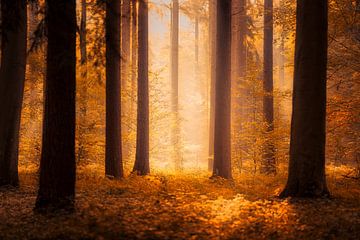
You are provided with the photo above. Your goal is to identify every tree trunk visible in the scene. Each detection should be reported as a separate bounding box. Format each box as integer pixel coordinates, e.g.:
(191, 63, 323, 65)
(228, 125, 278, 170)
(212, 0, 232, 179)
(232, 0, 247, 173)
(261, 0, 276, 175)
(36, 0, 76, 210)
(208, 0, 216, 171)
(105, 0, 123, 179)
(78, 0, 88, 162)
(0, 0, 27, 187)
(237, 0, 246, 80)
(133, 0, 149, 175)
(171, 0, 181, 169)
(130, 0, 137, 116)
(121, 0, 131, 161)
(280, 0, 329, 198)
(80, 0, 87, 64)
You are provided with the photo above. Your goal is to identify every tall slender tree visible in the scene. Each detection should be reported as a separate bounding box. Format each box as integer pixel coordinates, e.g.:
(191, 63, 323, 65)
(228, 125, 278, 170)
(133, 0, 149, 175)
(171, 0, 181, 169)
(121, 0, 131, 160)
(262, 0, 276, 174)
(36, 0, 76, 210)
(237, 0, 246, 80)
(232, 0, 247, 172)
(280, 0, 329, 198)
(212, 0, 232, 179)
(130, 0, 137, 116)
(80, 0, 87, 65)
(105, 0, 123, 179)
(208, 0, 216, 171)
(78, 0, 88, 162)
(0, 0, 27, 187)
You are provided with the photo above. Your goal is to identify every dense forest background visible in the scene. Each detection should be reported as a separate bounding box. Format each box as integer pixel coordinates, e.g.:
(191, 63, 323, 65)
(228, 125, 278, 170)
(18, 0, 359, 176)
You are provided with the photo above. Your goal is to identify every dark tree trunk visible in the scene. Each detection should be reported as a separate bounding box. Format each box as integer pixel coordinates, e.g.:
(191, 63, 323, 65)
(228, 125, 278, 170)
(133, 0, 149, 175)
(80, 0, 87, 64)
(261, 0, 276, 175)
(105, 0, 123, 179)
(35, 0, 76, 210)
(171, 0, 181, 169)
(208, 0, 216, 171)
(212, 0, 232, 179)
(280, 0, 329, 198)
(0, 0, 27, 187)
(130, 0, 137, 116)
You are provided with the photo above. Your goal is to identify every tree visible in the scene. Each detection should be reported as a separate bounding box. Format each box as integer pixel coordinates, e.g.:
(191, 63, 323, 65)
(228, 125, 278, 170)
(232, 0, 247, 78)
(232, 0, 247, 171)
(36, 0, 77, 210)
(261, 0, 276, 174)
(212, 0, 232, 179)
(121, 0, 131, 160)
(105, 0, 123, 178)
(78, 0, 88, 162)
(208, 0, 216, 171)
(280, 0, 329, 198)
(80, 0, 87, 64)
(171, 0, 181, 169)
(133, 0, 149, 175)
(130, 0, 137, 116)
(0, 0, 27, 187)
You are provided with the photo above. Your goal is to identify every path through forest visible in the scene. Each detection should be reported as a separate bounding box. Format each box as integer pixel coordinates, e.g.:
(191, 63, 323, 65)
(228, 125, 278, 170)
(1, 165, 359, 239)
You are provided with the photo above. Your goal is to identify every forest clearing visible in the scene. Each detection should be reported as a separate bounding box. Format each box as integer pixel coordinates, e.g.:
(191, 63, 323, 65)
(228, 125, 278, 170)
(1, 164, 360, 239)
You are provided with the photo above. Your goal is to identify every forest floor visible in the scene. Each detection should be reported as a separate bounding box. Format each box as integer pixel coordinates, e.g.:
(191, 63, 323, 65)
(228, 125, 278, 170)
(0, 164, 360, 240)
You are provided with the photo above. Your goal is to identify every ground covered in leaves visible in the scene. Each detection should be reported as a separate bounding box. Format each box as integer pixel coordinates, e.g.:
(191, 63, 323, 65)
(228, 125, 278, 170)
(1, 164, 360, 239)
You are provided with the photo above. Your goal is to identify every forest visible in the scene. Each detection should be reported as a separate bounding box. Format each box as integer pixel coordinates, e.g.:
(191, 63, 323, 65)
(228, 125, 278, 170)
(0, 0, 359, 239)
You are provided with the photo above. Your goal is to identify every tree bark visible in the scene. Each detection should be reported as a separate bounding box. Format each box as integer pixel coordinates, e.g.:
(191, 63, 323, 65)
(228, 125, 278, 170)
(171, 0, 181, 169)
(105, 0, 123, 179)
(261, 0, 276, 175)
(212, 0, 232, 179)
(280, 0, 329, 198)
(130, 0, 137, 116)
(80, 0, 87, 65)
(208, 0, 216, 171)
(36, 0, 76, 210)
(133, 0, 149, 175)
(0, 0, 27, 187)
